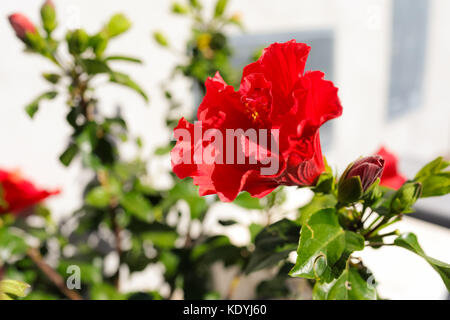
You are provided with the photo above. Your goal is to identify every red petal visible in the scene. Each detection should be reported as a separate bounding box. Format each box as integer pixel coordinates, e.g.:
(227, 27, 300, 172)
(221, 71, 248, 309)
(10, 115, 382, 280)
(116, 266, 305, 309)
(242, 40, 310, 114)
(293, 71, 343, 128)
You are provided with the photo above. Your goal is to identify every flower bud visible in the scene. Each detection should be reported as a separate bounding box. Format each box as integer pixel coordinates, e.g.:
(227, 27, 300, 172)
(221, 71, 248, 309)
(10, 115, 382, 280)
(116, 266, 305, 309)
(338, 156, 385, 203)
(345, 156, 385, 192)
(66, 29, 89, 55)
(8, 13, 37, 43)
(390, 182, 422, 214)
(40, 0, 57, 34)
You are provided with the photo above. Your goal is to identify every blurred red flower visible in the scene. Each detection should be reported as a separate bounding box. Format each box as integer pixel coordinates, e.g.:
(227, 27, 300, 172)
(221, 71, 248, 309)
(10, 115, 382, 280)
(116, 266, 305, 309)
(375, 147, 407, 190)
(8, 13, 37, 42)
(0, 169, 60, 216)
(171, 40, 342, 201)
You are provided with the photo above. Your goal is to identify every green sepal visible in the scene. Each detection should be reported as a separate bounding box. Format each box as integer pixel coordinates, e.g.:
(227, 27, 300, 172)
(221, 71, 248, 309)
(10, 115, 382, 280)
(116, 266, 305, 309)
(338, 176, 363, 204)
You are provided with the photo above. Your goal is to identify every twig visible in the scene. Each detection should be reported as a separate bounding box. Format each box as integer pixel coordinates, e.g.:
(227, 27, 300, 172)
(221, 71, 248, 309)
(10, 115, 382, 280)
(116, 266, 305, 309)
(225, 274, 241, 300)
(110, 208, 122, 291)
(365, 242, 394, 247)
(26, 247, 83, 300)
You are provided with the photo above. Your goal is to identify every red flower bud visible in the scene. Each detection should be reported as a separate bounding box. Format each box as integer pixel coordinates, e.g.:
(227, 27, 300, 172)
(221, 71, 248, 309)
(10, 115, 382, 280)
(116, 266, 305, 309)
(8, 13, 37, 41)
(0, 169, 60, 216)
(344, 155, 385, 192)
(44, 0, 55, 8)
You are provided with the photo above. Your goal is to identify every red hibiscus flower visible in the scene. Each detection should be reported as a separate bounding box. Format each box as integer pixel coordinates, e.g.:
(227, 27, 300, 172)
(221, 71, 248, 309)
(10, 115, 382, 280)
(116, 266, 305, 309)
(8, 13, 37, 42)
(375, 147, 407, 190)
(0, 169, 60, 216)
(171, 40, 342, 202)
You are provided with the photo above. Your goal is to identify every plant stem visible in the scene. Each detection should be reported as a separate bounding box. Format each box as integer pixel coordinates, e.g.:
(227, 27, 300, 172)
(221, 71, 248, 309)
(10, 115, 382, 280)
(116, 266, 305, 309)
(225, 274, 241, 300)
(110, 208, 122, 290)
(26, 247, 83, 300)
(365, 242, 394, 247)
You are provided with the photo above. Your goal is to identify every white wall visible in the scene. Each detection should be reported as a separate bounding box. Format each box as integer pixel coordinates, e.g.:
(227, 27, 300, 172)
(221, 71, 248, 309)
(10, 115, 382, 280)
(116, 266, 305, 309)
(1, 0, 449, 299)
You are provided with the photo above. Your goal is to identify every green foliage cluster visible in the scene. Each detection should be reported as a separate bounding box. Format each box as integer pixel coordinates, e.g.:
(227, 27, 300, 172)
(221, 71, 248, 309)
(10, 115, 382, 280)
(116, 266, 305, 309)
(245, 159, 450, 299)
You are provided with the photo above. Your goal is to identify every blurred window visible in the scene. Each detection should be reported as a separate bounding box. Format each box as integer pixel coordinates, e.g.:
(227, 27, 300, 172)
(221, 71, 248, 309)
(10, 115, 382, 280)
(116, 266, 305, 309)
(388, 0, 429, 119)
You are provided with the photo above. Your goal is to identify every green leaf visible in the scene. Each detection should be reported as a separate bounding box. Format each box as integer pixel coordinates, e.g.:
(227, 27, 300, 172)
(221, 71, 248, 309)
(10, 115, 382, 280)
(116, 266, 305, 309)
(91, 283, 126, 300)
(331, 231, 365, 279)
(414, 157, 450, 197)
(85, 186, 111, 208)
(298, 193, 337, 226)
(153, 31, 169, 47)
(214, 0, 228, 17)
(0, 228, 28, 256)
(415, 156, 449, 180)
(80, 59, 111, 75)
(290, 208, 346, 282)
(168, 181, 207, 219)
(172, 3, 189, 14)
(59, 143, 79, 167)
(313, 172, 335, 194)
(105, 56, 143, 64)
(0, 293, 12, 300)
(0, 280, 30, 299)
(191, 235, 244, 267)
(218, 219, 237, 226)
(189, 0, 202, 9)
(245, 219, 299, 274)
(104, 13, 131, 38)
(394, 232, 450, 291)
(249, 223, 264, 243)
(109, 71, 149, 102)
(142, 230, 177, 249)
(159, 250, 179, 277)
(42, 73, 61, 84)
(154, 144, 172, 155)
(120, 192, 152, 222)
(25, 91, 58, 118)
(417, 172, 450, 198)
(233, 192, 263, 209)
(313, 266, 377, 300)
